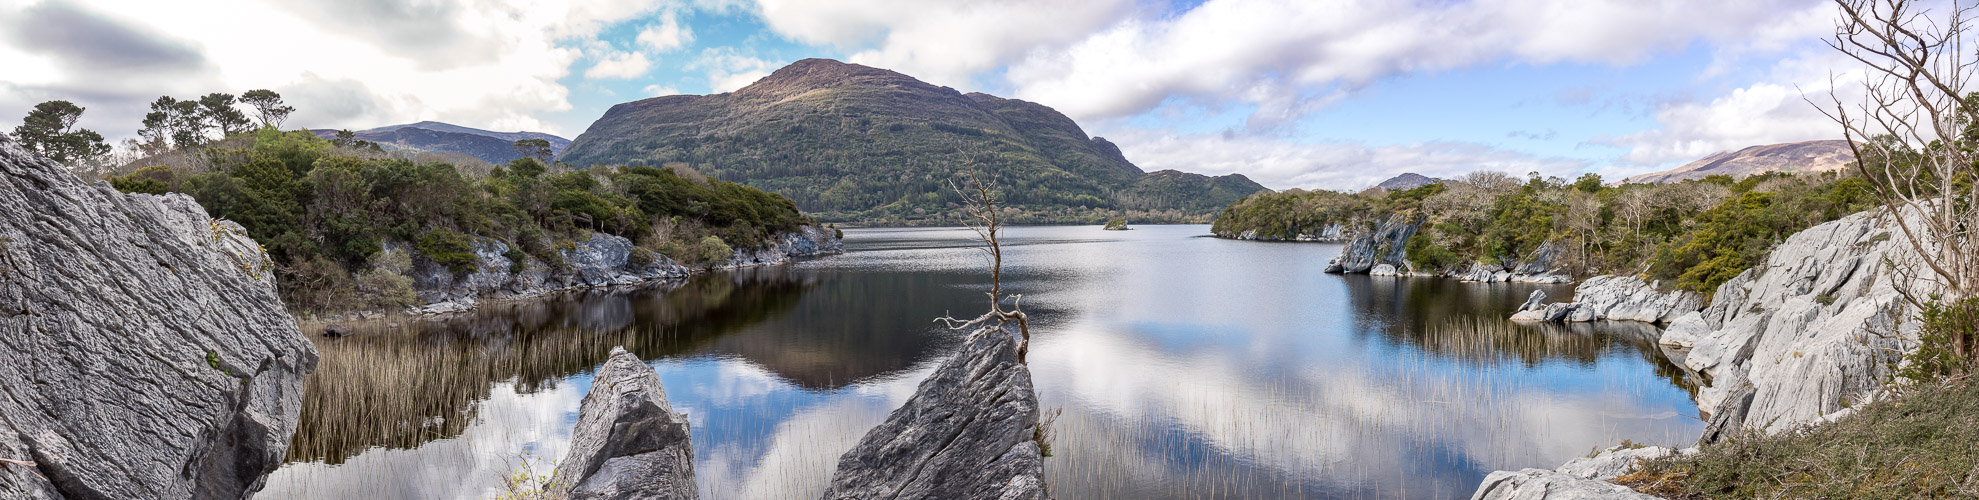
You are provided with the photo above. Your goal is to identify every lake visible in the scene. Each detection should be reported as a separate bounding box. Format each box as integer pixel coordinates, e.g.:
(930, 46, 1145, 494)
(262, 224, 1701, 499)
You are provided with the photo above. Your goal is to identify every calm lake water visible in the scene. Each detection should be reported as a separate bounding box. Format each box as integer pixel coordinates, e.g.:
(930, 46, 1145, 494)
(262, 225, 1701, 499)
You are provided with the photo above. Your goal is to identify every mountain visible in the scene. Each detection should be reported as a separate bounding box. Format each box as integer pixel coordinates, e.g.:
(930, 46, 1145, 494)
(558, 58, 1264, 224)
(1624, 140, 1854, 184)
(1375, 173, 1439, 191)
(309, 121, 570, 165)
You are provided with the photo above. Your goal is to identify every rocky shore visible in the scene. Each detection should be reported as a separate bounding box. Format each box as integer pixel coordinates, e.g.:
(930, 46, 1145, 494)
(1324, 216, 1574, 283)
(395, 225, 842, 316)
(1472, 207, 1936, 498)
(0, 135, 317, 498)
(1222, 222, 1347, 241)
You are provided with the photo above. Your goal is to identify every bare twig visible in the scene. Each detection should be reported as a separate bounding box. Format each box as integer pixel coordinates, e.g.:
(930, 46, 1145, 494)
(932, 169, 1032, 363)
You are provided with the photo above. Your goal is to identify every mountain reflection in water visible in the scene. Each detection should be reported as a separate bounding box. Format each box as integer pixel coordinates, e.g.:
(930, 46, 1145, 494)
(263, 225, 1701, 499)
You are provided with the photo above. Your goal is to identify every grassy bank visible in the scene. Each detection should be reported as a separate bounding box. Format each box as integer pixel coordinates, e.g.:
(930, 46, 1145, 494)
(1616, 378, 1979, 499)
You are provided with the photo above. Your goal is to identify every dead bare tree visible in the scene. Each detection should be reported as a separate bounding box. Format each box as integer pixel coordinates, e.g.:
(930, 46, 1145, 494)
(935, 170, 1033, 363)
(1818, 0, 1979, 366)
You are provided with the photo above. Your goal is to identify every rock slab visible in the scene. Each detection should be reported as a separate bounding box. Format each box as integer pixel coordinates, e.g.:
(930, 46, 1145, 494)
(1471, 445, 1677, 500)
(1511, 275, 1702, 325)
(822, 324, 1044, 500)
(0, 135, 318, 498)
(552, 347, 697, 499)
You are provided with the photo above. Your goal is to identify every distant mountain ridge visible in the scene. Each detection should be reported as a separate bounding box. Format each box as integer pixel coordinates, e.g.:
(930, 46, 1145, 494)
(309, 121, 570, 165)
(1375, 173, 1439, 191)
(1625, 140, 1853, 184)
(558, 58, 1264, 224)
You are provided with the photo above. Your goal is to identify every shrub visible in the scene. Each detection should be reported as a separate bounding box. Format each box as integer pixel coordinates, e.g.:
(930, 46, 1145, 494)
(417, 228, 478, 276)
(698, 235, 732, 264)
(1897, 297, 1979, 384)
(354, 250, 418, 310)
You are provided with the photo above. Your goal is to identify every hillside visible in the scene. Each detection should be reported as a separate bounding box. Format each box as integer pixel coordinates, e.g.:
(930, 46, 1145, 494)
(558, 58, 1264, 224)
(1624, 139, 1853, 184)
(310, 121, 570, 165)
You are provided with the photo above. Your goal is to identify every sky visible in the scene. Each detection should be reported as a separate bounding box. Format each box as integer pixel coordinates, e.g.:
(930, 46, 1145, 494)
(0, 0, 1867, 190)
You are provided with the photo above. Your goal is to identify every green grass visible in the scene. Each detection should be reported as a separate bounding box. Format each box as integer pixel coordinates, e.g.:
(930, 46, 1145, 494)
(1616, 379, 1979, 499)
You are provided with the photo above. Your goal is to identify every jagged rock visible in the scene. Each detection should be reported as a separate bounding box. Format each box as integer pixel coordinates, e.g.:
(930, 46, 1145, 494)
(0, 135, 317, 498)
(1325, 214, 1419, 274)
(1369, 264, 1401, 276)
(1682, 208, 1930, 436)
(1471, 469, 1658, 500)
(822, 324, 1044, 500)
(1512, 276, 1703, 325)
(552, 347, 696, 499)
(1519, 290, 1548, 312)
(1471, 445, 1678, 500)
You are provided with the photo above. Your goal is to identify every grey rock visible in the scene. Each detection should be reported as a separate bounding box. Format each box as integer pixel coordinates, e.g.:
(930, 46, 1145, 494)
(1657, 312, 1709, 348)
(1683, 208, 1931, 436)
(822, 324, 1044, 500)
(1325, 214, 1419, 274)
(552, 347, 696, 499)
(0, 134, 317, 498)
(1369, 264, 1401, 276)
(1556, 446, 1674, 480)
(322, 325, 354, 338)
(1519, 290, 1548, 312)
(1512, 276, 1703, 325)
(1471, 469, 1657, 500)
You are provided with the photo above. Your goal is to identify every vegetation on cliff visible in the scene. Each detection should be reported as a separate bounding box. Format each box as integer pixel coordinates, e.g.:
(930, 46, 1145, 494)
(1214, 170, 1874, 295)
(105, 126, 808, 313)
(556, 58, 1264, 224)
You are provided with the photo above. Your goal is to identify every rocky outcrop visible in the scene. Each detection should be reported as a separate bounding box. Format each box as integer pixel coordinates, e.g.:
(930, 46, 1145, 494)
(1325, 214, 1419, 274)
(552, 347, 696, 499)
(1228, 223, 1346, 242)
(822, 324, 1044, 500)
(1456, 242, 1574, 284)
(0, 135, 317, 498)
(406, 225, 843, 315)
(1470, 445, 1681, 500)
(1674, 208, 1929, 438)
(1509, 276, 1702, 324)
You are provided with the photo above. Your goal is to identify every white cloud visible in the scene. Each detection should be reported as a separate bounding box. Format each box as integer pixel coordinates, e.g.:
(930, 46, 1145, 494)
(636, 10, 695, 52)
(690, 47, 779, 92)
(1596, 48, 1860, 168)
(585, 50, 652, 79)
(643, 84, 682, 96)
(0, 0, 682, 138)
(754, 0, 1134, 88)
(1099, 126, 1589, 190)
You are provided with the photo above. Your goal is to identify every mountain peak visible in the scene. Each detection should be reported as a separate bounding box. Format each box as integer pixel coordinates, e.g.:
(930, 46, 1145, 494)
(734, 58, 933, 100)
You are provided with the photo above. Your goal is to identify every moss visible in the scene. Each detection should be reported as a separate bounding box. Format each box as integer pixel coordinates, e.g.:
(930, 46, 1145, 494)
(416, 229, 479, 276)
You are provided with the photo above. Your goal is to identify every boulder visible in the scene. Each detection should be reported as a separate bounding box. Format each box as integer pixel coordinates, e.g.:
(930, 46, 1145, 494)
(1511, 276, 1703, 325)
(1369, 264, 1401, 276)
(1470, 445, 1677, 500)
(0, 135, 317, 498)
(551, 347, 697, 499)
(1519, 290, 1548, 312)
(1471, 469, 1658, 500)
(822, 324, 1044, 500)
(322, 325, 354, 338)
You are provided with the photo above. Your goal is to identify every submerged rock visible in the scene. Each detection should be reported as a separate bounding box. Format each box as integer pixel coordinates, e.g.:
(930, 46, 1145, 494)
(552, 347, 696, 499)
(822, 324, 1044, 500)
(0, 135, 317, 498)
